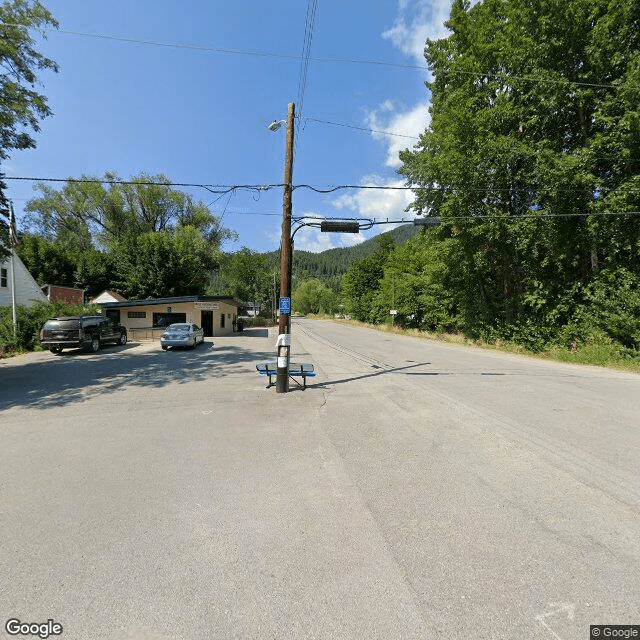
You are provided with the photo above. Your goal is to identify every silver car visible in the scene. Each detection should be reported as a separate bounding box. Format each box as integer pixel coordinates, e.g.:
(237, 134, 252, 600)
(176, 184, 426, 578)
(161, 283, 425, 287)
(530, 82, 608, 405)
(160, 323, 205, 350)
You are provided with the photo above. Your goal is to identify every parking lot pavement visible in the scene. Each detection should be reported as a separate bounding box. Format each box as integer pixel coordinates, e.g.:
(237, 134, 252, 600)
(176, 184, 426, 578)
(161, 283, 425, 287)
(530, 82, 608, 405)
(0, 327, 434, 639)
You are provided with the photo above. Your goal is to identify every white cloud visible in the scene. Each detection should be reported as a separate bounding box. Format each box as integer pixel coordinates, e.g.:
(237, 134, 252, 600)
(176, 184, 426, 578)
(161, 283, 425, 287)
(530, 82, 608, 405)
(293, 226, 366, 253)
(332, 175, 414, 223)
(382, 0, 452, 64)
(366, 102, 430, 168)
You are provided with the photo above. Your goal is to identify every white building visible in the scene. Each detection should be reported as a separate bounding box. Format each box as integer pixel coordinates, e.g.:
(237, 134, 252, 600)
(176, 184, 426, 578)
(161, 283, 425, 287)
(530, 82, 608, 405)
(90, 290, 127, 304)
(0, 252, 47, 308)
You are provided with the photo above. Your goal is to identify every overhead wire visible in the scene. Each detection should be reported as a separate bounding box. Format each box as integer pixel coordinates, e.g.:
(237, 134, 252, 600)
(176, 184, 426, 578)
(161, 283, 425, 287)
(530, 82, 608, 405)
(294, 0, 319, 163)
(297, 0, 319, 116)
(6, 176, 640, 196)
(7, 23, 633, 92)
(304, 117, 420, 139)
(4, 22, 637, 237)
(6, 176, 640, 221)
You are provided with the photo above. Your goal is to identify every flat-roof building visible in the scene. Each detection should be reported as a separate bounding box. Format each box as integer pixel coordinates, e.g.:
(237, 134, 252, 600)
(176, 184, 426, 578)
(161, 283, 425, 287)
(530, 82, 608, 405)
(97, 295, 239, 339)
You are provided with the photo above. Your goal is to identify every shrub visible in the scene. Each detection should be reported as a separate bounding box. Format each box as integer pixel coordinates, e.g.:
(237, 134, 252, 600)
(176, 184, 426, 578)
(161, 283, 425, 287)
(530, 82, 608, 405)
(557, 269, 640, 350)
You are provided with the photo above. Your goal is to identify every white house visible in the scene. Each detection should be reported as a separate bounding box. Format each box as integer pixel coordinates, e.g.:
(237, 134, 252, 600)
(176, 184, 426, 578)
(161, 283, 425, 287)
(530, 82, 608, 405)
(90, 290, 126, 304)
(0, 252, 47, 308)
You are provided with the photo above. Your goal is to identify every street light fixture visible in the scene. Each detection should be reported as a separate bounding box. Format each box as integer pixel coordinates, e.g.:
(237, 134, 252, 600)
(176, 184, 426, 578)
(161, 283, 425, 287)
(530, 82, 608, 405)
(268, 120, 285, 132)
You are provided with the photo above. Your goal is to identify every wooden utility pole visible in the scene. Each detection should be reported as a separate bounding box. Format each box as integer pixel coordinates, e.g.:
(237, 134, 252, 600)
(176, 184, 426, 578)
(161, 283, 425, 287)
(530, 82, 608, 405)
(276, 102, 295, 393)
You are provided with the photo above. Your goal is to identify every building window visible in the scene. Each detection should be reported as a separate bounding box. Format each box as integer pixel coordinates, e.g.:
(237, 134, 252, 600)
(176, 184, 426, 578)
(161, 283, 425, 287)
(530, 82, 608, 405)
(153, 312, 186, 327)
(127, 311, 146, 319)
(0, 268, 6, 288)
(220, 313, 225, 329)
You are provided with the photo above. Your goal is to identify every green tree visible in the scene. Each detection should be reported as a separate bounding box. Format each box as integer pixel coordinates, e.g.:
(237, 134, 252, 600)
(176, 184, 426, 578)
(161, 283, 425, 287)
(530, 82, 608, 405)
(24, 173, 236, 299)
(292, 278, 339, 315)
(25, 172, 236, 250)
(112, 226, 218, 299)
(212, 248, 273, 313)
(17, 233, 115, 299)
(341, 236, 395, 322)
(73, 249, 115, 299)
(16, 233, 75, 284)
(0, 0, 58, 159)
(373, 231, 457, 331)
(0, 0, 58, 256)
(399, 0, 640, 347)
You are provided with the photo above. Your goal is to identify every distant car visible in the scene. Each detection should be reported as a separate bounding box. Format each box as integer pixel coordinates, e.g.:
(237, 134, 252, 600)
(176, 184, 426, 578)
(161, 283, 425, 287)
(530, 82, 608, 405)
(160, 323, 205, 350)
(40, 315, 127, 354)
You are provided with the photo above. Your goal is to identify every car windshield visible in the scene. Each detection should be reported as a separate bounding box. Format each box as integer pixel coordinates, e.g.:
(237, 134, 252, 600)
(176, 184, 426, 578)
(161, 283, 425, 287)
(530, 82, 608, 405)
(167, 324, 191, 332)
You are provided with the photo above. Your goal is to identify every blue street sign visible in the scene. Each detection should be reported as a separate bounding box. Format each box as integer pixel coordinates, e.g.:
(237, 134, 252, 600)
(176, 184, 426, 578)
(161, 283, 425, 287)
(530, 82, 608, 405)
(279, 297, 291, 314)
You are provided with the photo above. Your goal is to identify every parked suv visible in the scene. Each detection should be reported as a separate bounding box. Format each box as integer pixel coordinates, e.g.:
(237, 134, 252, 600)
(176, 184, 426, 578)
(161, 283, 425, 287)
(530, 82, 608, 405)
(40, 316, 127, 354)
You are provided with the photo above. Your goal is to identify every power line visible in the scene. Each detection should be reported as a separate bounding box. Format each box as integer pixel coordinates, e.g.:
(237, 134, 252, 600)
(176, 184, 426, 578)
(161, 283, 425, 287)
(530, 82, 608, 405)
(19, 24, 420, 69)
(437, 68, 622, 90)
(293, 0, 319, 163)
(425, 210, 640, 221)
(304, 117, 420, 139)
(7, 176, 640, 196)
(297, 0, 319, 117)
(3, 175, 284, 191)
(8, 23, 633, 91)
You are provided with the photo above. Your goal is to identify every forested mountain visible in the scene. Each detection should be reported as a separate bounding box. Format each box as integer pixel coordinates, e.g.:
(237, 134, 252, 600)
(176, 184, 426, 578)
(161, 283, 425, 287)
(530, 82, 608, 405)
(265, 224, 418, 291)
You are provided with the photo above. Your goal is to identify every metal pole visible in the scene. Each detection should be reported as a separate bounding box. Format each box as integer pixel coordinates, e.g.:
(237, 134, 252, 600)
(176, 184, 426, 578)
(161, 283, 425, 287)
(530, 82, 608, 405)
(276, 102, 295, 393)
(10, 250, 17, 340)
(9, 202, 17, 340)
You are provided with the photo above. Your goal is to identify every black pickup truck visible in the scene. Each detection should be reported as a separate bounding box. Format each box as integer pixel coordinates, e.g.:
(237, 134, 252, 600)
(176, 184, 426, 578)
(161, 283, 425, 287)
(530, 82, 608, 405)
(40, 315, 128, 354)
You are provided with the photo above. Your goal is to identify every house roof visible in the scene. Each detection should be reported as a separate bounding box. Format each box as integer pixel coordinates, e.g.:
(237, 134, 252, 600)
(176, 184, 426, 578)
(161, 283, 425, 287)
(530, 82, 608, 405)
(97, 295, 238, 309)
(99, 290, 126, 301)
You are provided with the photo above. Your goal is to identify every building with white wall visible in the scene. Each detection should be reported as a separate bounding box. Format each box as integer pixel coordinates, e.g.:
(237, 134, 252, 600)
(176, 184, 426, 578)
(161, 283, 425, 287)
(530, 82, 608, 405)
(0, 253, 48, 308)
(90, 290, 126, 304)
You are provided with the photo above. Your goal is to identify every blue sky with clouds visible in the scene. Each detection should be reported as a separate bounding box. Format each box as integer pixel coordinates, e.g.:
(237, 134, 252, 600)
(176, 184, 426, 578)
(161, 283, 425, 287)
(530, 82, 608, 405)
(5, 0, 454, 253)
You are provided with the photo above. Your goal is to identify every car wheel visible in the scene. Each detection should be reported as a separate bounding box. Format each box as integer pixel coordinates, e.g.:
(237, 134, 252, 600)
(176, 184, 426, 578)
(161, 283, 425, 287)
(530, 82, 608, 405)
(119, 332, 127, 346)
(162, 345, 168, 351)
(50, 347, 62, 355)
(190, 338, 196, 349)
(89, 336, 100, 353)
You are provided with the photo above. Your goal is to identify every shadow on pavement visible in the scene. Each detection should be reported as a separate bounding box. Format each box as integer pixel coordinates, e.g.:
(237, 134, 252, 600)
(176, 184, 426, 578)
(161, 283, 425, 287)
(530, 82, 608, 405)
(314, 363, 510, 388)
(0, 342, 274, 412)
(315, 362, 432, 388)
(236, 328, 269, 338)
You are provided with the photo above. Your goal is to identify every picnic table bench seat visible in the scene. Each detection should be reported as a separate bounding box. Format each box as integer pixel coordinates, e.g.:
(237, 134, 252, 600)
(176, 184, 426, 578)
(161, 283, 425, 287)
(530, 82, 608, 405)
(256, 362, 315, 389)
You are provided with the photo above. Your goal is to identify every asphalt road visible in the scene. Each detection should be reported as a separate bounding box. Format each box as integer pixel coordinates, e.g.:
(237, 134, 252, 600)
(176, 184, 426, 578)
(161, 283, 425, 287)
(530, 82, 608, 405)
(1, 319, 638, 640)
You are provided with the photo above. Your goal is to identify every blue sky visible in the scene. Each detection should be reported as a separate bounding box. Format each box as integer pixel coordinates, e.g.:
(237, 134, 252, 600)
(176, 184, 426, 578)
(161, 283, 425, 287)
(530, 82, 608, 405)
(5, 0, 454, 253)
